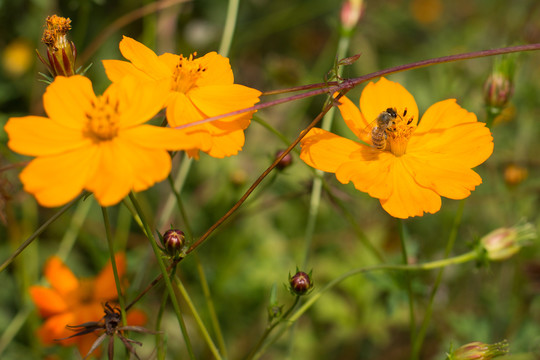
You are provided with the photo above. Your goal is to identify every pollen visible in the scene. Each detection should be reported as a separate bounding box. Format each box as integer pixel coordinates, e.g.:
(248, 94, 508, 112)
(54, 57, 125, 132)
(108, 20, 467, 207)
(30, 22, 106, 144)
(387, 108, 416, 157)
(83, 94, 120, 142)
(170, 53, 207, 94)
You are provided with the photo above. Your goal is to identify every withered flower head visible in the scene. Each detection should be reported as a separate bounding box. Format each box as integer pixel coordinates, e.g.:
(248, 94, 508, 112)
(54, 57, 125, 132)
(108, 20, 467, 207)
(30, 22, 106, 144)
(61, 303, 157, 360)
(37, 14, 77, 78)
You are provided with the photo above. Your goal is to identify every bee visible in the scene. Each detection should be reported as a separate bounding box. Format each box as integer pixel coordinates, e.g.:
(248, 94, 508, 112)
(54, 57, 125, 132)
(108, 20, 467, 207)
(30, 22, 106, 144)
(363, 107, 399, 150)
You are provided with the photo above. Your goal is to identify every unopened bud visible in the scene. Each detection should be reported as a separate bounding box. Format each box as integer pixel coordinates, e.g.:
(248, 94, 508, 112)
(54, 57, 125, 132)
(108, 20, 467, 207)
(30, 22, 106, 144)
(480, 222, 536, 261)
(162, 229, 185, 256)
(275, 150, 293, 170)
(289, 270, 313, 296)
(37, 15, 77, 78)
(340, 0, 364, 34)
(448, 340, 509, 360)
(484, 54, 516, 114)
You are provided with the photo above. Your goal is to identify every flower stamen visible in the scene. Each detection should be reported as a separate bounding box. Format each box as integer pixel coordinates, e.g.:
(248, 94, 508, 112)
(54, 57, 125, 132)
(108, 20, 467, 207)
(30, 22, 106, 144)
(386, 107, 416, 156)
(83, 95, 120, 142)
(171, 53, 207, 94)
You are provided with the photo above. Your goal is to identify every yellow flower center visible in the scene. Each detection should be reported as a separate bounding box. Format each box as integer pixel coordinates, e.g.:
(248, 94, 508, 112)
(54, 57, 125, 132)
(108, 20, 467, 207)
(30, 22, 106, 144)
(171, 53, 206, 93)
(83, 95, 120, 142)
(386, 108, 416, 157)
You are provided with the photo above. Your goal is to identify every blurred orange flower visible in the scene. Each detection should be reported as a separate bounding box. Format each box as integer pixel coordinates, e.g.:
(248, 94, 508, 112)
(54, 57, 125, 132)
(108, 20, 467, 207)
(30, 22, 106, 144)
(300, 77, 494, 218)
(29, 254, 146, 357)
(5, 75, 209, 207)
(102, 36, 261, 158)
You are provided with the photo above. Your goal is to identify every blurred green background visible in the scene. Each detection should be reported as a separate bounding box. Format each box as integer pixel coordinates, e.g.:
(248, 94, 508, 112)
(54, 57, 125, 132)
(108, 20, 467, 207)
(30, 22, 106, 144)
(1, 0, 540, 359)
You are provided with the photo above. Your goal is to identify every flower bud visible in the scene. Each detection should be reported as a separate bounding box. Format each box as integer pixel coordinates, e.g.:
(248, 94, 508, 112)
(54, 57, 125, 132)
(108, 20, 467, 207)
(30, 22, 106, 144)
(162, 229, 185, 256)
(37, 15, 77, 78)
(275, 150, 293, 170)
(448, 340, 509, 360)
(484, 54, 516, 114)
(480, 222, 536, 261)
(340, 0, 364, 34)
(289, 270, 313, 296)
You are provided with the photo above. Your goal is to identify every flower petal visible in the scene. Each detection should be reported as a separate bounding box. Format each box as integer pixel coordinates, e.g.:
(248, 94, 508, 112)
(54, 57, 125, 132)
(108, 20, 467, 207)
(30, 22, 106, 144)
(336, 95, 368, 141)
(359, 77, 419, 127)
(94, 253, 126, 301)
(84, 140, 171, 205)
(196, 52, 234, 86)
(43, 75, 95, 130)
(300, 127, 362, 173)
(110, 76, 169, 128)
(410, 99, 494, 168)
(188, 84, 261, 122)
(37, 312, 77, 345)
(205, 128, 245, 158)
(29, 286, 69, 317)
(5, 116, 89, 157)
(123, 125, 211, 152)
(379, 158, 442, 218)
(44, 256, 80, 296)
(118, 36, 171, 79)
(102, 59, 154, 83)
(335, 151, 395, 199)
(20, 146, 99, 207)
(166, 92, 205, 127)
(405, 153, 483, 199)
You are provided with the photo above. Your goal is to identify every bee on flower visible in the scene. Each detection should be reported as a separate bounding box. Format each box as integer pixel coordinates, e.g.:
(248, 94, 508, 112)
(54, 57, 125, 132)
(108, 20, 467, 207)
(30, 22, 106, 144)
(300, 77, 494, 219)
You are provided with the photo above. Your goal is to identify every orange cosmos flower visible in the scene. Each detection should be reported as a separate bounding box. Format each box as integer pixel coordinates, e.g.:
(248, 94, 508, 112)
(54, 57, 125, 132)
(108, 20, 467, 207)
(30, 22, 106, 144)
(102, 36, 261, 158)
(300, 77, 494, 219)
(5, 75, 209, 207)
(29, 254, 146, 357)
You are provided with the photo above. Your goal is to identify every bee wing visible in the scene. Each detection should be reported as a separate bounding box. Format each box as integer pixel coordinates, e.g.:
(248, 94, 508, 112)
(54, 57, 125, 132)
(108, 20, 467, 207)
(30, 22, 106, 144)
(359, 118, 379, 145)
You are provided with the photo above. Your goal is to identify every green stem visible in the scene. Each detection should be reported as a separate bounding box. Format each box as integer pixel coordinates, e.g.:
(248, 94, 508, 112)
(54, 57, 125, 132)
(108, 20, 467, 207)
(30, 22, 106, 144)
(167, 174, 228, 358)
(194, 253, 228, 359)
(398, 219, 416, 352)
(246, 296, 301, 360)
(175, 275, 223, 360)
(302, 30, 352, 269)
(411, 201, 465, 359)
(251, 251, 478, 360)
(101, 207, 127, 323)
(128, 193, 196, 360)
(158, 156, 193, 230)
(219, 0, 240, 57)
(0, 193, 84, 273)
(156, 288, 169, 360)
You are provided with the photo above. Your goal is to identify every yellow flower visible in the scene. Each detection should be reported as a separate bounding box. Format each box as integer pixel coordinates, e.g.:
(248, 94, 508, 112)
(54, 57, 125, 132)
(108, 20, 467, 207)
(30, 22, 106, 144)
(102, 36, 261, 158)
(300, 77, 494, 219)
(29, 254, 146, 357)
(5, 75, 209, 207)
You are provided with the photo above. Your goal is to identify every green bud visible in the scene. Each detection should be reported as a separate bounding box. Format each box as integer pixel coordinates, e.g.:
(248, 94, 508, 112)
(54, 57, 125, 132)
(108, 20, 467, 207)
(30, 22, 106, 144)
(447, 340, 509, 360)
(480, 222, 536, 261)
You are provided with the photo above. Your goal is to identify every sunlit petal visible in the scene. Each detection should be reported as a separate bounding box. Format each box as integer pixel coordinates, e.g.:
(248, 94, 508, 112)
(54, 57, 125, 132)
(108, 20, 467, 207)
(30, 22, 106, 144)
(5, 116, 89, 156)
(20, 147, 98, 207)
(118, 36, 170, 79)
(359, 77, 419, 126)
(43, 75, 95, 130)
(300, 128, 363, 173)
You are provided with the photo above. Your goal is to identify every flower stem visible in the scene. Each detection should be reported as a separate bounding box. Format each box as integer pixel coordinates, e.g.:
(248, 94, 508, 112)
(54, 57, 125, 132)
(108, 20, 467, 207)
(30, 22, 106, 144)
(167, 174, 228, 358)
(411, 200, 465, 359)
(128, 193, 196, 360)
(176, 43, 540, 130)
(245, 296, 300, 360)
(158, 155, 193, 230)
(219, 0, 239, 57)
(175, 275, 223, 360)
(398, 219, 417, 351)
(251, 251, 478, 360)
(101, 206, 127, 324)
(0, 193, 84, 273)
(187, 97, 341, 254)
